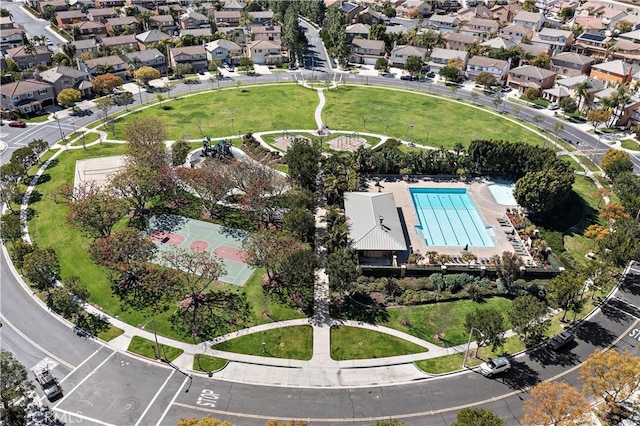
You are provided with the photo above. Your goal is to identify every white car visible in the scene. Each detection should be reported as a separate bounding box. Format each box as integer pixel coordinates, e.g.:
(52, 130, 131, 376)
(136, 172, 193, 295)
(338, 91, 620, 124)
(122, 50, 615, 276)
(479, 357, 511, 377)
(548, 103, 559, 110)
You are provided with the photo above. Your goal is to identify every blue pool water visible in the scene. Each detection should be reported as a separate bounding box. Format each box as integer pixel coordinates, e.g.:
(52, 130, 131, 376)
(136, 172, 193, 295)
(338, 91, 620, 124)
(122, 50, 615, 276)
(410, 188, 494, 247)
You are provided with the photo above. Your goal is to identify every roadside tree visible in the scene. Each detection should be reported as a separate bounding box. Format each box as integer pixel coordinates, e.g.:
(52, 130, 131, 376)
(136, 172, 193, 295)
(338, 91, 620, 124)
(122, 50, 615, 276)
(0, 350, 34, 426)
(452, 408, 504, 426)
(404, 56, 422, 77)
(587, 109, 611, 133)
(92, 73, 123, 94)
(56, 88, 81, 108)
(134, 66, 160, 85)
(508, 294, 549, 345)
(0, 212, 22, 244)
(522, 382, 590, 426)
(600, 148, 634, 180)
(547, 270, 584, 321)
(22, 247, 60, 295)
(613, 172, 640, 215)
(475, 72, 497, 90)
(464, 307, 507, 351)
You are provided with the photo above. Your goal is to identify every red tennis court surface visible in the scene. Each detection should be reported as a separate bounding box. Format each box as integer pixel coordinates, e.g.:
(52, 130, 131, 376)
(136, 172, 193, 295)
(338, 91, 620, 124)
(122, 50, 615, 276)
(149, 230, 186, 246)
(189, 240, 209, 251)
(214, 246, 248, 262)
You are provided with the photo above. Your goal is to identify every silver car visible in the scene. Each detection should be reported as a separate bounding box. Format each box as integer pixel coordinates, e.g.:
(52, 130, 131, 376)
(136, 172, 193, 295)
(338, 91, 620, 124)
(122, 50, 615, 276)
(479, 357, 511, 377)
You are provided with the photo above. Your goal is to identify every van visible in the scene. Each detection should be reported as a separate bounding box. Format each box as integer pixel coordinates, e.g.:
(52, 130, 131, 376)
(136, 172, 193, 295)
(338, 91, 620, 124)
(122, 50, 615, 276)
(35, 369, 62, 401)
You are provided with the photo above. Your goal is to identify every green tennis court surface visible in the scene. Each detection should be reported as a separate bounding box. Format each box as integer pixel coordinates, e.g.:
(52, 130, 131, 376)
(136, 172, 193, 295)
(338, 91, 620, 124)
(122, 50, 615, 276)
(148, 214, 254, 286)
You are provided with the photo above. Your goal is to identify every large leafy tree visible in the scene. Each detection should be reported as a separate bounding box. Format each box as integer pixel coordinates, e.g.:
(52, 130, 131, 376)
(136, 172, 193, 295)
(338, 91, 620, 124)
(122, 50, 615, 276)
(601, 148, 634, 180)
(0, 212, 22, 244)
(0, 350, 34, 425)
(325, 248, 359, 296)
(89, 227, 157, 271)
(600, 218, 640, 267)
(508, 295, 549, 345)
(108, 163, 162, 218)
(464, 308, 507, 351)
(282, 207, 316, 245)
(452, 408, 504, 426)
(613, 172, 640, 215)
(491, 251, 524, 293)
(475, 72, 497, 90)
(22, 247, 60, 294)
(279, 248, 318, 311)
(133, 66, 160, 84)
(547, 270, 584, 321)
(513, 168, 574, 216)
(124, 117, 168, 167)
(522, 382, 590, 426)
(245, 229, 306, 282)
(56, 88, 81, 108)
(176, 161, 233, 218)
(92, 73, 123, 94)
(579, 349, 640, 415)
(67, 186, 129, 237)
(404, 56, 422, 77)
(284, 138, 321, 193)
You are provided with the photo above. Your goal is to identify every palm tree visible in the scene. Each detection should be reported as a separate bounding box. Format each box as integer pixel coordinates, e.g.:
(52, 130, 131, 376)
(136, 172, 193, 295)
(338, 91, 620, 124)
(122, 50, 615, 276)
(574, 80, 592, 112)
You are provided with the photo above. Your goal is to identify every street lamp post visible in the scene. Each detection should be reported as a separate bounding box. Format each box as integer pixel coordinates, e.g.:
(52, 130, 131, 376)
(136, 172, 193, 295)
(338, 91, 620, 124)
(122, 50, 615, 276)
(462, 327, 484, 368)
(53, 114, 65, 142)
(261, 341, 266, 353)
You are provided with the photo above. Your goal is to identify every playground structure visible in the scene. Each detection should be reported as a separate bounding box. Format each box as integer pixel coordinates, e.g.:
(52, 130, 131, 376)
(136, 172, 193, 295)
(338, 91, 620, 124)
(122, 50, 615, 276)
(327, 133, 368, 152)
(201, 137, 233, 158)
(273, 131, 305, 152)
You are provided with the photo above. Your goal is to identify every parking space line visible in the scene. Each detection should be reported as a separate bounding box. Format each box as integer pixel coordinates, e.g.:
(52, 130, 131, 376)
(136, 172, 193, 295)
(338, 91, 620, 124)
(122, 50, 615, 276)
(58, 346, 103, 385)
(134, 370, 175, 426)
(155, 375, 190, 426)
(54, 407, 117, 426)
(53, 351, 115, 409)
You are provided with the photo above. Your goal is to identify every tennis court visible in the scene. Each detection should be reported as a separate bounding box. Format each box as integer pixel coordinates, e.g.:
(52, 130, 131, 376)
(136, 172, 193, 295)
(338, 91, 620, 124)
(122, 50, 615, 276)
(148, 214, 254, 286)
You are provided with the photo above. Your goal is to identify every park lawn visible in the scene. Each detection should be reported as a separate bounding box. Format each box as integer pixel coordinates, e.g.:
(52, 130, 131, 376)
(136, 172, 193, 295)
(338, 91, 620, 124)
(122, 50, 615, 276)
(621, 139, 640, 150)
(323, 86, 546, 149)
(380, 297, 513, 347)
(97, 324, 125, 342)
(330, 326, 427, 360)
(242, 269, 306, 324)
(68, 132, 101, 146)
(194, 354, 227, 372)
(211, 325, 313, 360)
(107, 84, 317, 140)
(559, 155, 584, 173)
(128, 336, 183, 362)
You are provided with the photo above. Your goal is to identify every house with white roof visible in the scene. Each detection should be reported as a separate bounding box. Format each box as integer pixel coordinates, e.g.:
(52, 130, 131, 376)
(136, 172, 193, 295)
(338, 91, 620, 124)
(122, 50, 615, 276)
(389, 45, 427, 68)
(466, 56, 510, 83)
(427, 47, 468, 73)
(530, 28, 574, 54)
(205, 39, 242, 65)
(512, 10, 544, 32)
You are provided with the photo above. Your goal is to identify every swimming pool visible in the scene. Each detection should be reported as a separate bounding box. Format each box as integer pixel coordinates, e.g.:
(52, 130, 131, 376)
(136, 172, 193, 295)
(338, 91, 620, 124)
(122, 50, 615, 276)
(487, 183, 517, 206)
(410, 188, 494, 247)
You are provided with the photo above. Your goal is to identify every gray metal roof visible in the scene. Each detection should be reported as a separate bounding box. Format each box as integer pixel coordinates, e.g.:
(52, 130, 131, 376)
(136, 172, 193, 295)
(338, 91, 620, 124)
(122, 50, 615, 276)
(344, 192, 407, 252)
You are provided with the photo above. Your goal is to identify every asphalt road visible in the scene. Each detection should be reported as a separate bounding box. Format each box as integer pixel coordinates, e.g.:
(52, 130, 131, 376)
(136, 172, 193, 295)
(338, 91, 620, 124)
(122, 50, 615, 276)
(3, 1, 66, 48)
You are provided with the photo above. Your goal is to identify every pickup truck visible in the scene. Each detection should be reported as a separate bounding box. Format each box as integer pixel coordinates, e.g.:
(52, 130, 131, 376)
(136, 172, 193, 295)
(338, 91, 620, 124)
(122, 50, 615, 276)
(548, 331, 574, 351)
(35, 369, 62, 401)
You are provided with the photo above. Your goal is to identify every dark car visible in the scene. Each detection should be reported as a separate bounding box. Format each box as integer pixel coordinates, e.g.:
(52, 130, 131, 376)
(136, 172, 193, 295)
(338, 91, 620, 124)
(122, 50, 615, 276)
(8, 120, 27, 128)
(400, 74, 412, 81)
(548, 331, 574, 351)
(426, 71, 436, 78)
(35, 369, 62, 401)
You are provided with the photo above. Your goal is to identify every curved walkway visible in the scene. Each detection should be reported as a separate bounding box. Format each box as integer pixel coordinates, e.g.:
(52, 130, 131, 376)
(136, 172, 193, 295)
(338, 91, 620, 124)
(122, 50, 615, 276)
(13, 79, 617, 388)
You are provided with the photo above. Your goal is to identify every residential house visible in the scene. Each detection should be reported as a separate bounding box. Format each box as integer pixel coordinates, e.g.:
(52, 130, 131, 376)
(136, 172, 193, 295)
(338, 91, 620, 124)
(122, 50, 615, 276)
(123, 48, 167, 74)
(357, 7, 386, 25)
(343, 192, 407, 265)
(507, 65, 557, 92)
(556, 74, 605, 109)
(590, 60, 634, 86)
(512, 10, 544, 32)
(81, 55, 128, 78)
(149, 15, 177, 35)
(341, 2, 362, 23)
(71, 39, 99, 57)
(94, 0, 125, 7)
(73, 20, 108, 39)
(87, 7, 119, 23)
(55, 10, 88, 29)
(389, 45, 427, 68)
(348, 38, 385, 65)
(459, 17, 499, 41)
(136, 29, 172, 50)
(246, 39, 283, 65)
(481, 37, 516, 50)
(222, 0, 246, 12)
(600, 6, 627, 29)
(574, 16, 606, 35)
(0, 28, 24, 52)
(518, 42, 548, 58)
(491, 3, 522, 23)
(619, 29, 640, 43)
(594, 87, 640, 127)
(499, 23, 533, 44)
(427, 47, 468, 72)
(445, 32, 477, 51)
(0, 16, 15, 30)
(550, 52, 593, 78)
(252, 25, 281, 42)
(612, 39, 640, 62)
(425, 14, 460, 34)
(101, 34, 139, 51)
(345, 23, 370, 44)
(530, 28, 574, 54)
(0, 79, 55, 115)
(575, 1, 606, 15)
(248, 11, 274, 26)
(179, 28, 212, 38)
(6, 45, 52, 69)
(180, 9, 210, 30)
(395, 0, 429, 19)
(37, 0, 69, 13)
(38, 65, 93, 97)
(542, 86, 571, 103)
(572, 32, 612, 59)
(204, 39, 242, 65)
(168, 45, 208, 71)
(105, 17, 138, 35)
(213, 10, 241, 28)
(466, 56, 510, 83)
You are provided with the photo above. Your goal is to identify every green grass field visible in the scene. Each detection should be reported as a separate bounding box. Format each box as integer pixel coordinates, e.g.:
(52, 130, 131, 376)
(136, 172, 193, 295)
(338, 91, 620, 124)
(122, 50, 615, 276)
(106, 84, 318, 140)
(330, 326, 427, 360)
(211, 325, 313, 360)
(193, 354, 228, 372)
(128, 336, 183, 362)
(381, 298, 513, 347)
(621, 139, 640, 150)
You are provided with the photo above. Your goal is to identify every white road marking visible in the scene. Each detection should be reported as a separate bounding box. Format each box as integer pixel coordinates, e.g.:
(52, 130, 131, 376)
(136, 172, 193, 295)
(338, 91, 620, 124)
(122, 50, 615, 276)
(134, 370, 175, 426)
(58, 346, 103, 385)
(53, 407, 117, 426)
(155, 375, 190, 426)
(52, 351, 115, 409)
(31, 357, 58, 372)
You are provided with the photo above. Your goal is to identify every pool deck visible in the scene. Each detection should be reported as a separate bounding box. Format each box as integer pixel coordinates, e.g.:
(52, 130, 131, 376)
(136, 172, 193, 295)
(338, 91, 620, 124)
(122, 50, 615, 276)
(369, 177, 533, 263)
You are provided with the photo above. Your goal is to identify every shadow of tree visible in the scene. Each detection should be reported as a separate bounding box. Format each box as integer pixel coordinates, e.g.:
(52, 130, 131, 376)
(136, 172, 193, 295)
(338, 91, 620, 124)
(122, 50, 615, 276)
(528, 343, 581, 367)
(575, 319, 617, 346)
(28, 190, 42, 203)
(35, 173, 51, 185)
(501, 359, 541, 390)
(601, 299, 640, 323)
(331, 294, 390, 324)
(149, 213, 188, 232)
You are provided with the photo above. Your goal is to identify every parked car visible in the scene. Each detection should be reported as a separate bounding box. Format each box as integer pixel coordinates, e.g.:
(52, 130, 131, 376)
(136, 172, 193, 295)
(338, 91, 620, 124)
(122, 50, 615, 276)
(35, 369, 62, 401)
(479, 357, 511, 377)
(426, 71, 436, 78)
(400, 74, 412, 81)
(547, 331, 574, 351)
(548, 103, 559, 110)
(8, 120, 26, 128)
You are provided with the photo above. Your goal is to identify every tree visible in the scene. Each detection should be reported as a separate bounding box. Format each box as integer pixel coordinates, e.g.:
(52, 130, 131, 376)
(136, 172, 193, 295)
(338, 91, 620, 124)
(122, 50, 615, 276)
(94, 97, 114, 124)
(547, 270, 584, 321)
(92, 73, 123, 94)
(279, 249, 318, 311)
(108, 163, 163, 218)
(174, 63, 193, 78)
(587, 109, 611, 133)
(514, 169, 574, 216)
(90, 227, 156, 271)
(22, 247, 60, 294)
(56, 88, 81, 108)
(245, 229, 306, 282)
(558, 7, 575, 21)
(67, 186, 130, 237)
(508, 295, 549, 345)
(464, 308, 507, 351)
(613, 172, 640, 215)
(452, 408, 504, 426)
(113, 91, 134, 111)
(172, 138, 192, 166)
(524, 87, 540, 102)
(124, 117, 168, 166)
(522, 382, 590, 426)
(177, 415, 235, 426)
(133, 66, 160, 85)
(282, 207, 316, 245)
(600, 202, 630, 222)
(614, 20, 633, 35)
(375, 57, 389, 72)
(601, 218, 640, 267)
(530, 52, 550, 69)
(325, 248, 359, 296)
(475, 72, 497, 90)
(579, 349, 640, 415)
(559, 97, 578, 114)
(404, 56, 422, 77)
(0, 212, 22, 244)
(439, 65, 460, 82)
(0, 350, 34, 426)
(601, 148, 634, 179)
(176, 162, 233, 218)
(284, 138, 321, 193)
(491, 251, 524, 293)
